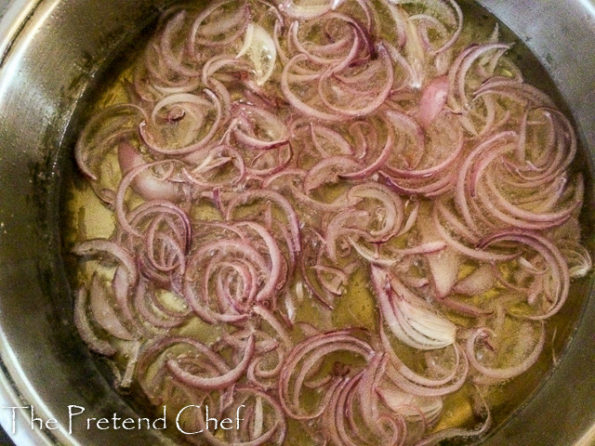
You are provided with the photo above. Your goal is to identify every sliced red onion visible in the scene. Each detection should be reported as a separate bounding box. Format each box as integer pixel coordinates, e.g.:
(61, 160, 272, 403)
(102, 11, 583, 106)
(194, 386, 286, 446)
(433, 199, 517, 262)
(466, 323, 545, 380)
(377, 382, 443, 424)
(561, 242, 592, 279)
(225, 189, 301, 253)
(111, 265, 139, 332)
(75, 104, 146, 181)
(187, 0, 250, 53)
(184, 239, 268, 323)
(418, 75, 449, 128)
(237, 23, 278, 86)
(134, 278, 187, 329)
(288, 20, 353, 66)
(253, 305, 293, 347)
(309, 123, 354, 156)
(349, 237, 445, 266)
(278, 330, 374, 419)
(324, 209, 370, 261)
(474, 77, 556, 108)
(118, 141, 187, 202)
(371, 266, 457, 350)
(74, 288, 116, 356)
(303, 156, 360, 193)
(71, 2, 590, 444)
(232, 103, 289, 149)
(478, 229, 569, 319)
(279, 0, 340, 19)
(168, 335, 255, 390)
(348, 182, 404, 240)
(159, 10, 200, 77)
(281, 54, 345, 122)
(381, 329, 468, 397)
(140, 89, 222, 155)
(453, 264, 496, 296)
(317, 43, 394, 118)
(415, 388, 491, 446)
(88, 274, 136, 341)
(72, 239, 138, 285)
(447, 42, 512, 112)
(439, 297, 493, 317)
(341, 123, 395, 180)
(454, 130, 517, 233)
(417, 210, 460, 298)
(114, 160, 188, 237)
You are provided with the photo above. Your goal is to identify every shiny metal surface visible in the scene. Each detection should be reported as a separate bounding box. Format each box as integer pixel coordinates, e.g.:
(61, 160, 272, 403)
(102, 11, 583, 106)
(476, 2, 595, 445)
(0, 2, 178, 444)
(0, 1, 591, 445)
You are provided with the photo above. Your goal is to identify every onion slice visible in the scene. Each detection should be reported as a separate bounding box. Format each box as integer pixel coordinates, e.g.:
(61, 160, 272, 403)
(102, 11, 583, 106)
(167, 335, 255, 390)
(371, 266, 457, 350)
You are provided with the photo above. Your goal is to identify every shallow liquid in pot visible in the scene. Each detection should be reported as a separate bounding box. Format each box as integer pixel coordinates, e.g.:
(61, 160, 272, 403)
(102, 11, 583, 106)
(62, 0, 592, 443)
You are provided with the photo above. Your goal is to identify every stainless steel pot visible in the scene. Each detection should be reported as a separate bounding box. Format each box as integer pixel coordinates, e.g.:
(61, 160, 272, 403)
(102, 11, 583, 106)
(0, 0, 592, 445)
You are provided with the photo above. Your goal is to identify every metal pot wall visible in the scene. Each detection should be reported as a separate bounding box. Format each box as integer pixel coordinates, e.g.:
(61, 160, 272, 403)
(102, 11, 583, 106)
(0, 0, 592, 445)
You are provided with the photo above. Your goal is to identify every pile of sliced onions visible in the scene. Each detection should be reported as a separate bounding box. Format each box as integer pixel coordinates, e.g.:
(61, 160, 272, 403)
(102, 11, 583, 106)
(72, 0, 591, 444)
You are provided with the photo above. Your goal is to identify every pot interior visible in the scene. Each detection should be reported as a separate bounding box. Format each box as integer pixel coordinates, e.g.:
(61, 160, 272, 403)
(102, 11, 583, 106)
(0, 0, 592, 445)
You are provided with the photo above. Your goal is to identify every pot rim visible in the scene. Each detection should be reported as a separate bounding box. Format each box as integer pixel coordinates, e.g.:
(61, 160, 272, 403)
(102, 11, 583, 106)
(0, 1, 592, 445)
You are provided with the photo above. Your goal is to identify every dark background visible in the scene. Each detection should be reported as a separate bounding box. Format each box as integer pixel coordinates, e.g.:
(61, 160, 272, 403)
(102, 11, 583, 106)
(0, 426, 13, 445)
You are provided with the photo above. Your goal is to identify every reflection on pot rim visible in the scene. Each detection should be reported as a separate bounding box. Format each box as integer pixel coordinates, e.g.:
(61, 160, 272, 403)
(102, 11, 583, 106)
(0, 0, 591, 445)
